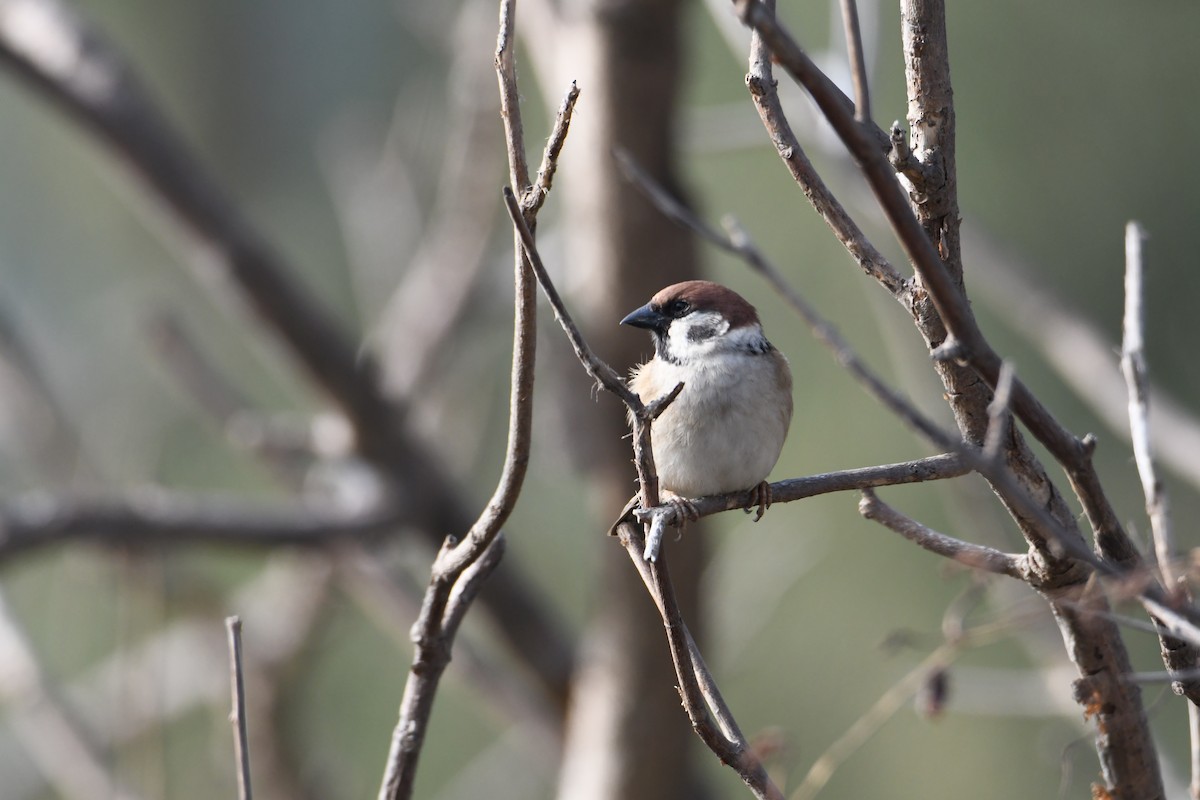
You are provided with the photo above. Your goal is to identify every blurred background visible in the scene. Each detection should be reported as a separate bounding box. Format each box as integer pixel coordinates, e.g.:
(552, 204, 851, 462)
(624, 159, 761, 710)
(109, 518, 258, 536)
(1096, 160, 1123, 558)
(0, 0, 1198, 798)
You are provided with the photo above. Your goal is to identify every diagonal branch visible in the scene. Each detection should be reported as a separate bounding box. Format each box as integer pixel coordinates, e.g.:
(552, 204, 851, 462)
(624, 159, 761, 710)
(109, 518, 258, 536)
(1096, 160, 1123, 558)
(732, 0, 1139, 571)
(504, 186, 783, 800)
(859, 489, 1028, 579)
(731, 3, 1176, 795)
(0, 0, 574, 709)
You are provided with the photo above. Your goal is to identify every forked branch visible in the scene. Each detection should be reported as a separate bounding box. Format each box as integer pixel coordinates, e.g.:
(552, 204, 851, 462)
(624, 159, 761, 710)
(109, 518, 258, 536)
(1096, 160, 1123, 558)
(502, 189, 783, 800)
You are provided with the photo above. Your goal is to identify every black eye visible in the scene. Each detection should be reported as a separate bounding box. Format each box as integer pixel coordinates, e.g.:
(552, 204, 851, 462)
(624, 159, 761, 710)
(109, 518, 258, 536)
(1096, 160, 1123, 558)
(664, 299, 690, 317)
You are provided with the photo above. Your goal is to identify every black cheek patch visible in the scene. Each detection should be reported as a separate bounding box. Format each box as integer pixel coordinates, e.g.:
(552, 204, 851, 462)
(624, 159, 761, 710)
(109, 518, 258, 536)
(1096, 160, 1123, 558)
(686, 323, 719, 343)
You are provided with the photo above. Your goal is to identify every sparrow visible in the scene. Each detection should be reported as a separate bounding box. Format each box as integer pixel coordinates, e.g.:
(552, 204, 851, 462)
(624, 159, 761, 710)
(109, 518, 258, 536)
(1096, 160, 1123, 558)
(613, 280, 793, 531)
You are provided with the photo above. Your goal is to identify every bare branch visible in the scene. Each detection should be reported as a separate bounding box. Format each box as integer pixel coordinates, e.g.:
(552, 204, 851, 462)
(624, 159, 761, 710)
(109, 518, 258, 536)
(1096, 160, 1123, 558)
(982, 360, 1015, 461)
(859, 489, 1028, 579)
(378, 21, 575, 796)
(1122, 222, 1174, 585)
(225, 617, 253, 800)
(1120, 222, 1200, 721)
(643, 453, 969, 526)
(838, 0, 871, 122)
(508, 167, 784, 800)
(733, 0, 1142, 572)
(501, 188, 636, 404)
(969, 230, 1200, 493)
(619, 138, 1200, 646)
(0, 490, 399, 557)
(0, 0, 575, 706)
(495, 0, 530, 194)
(618, 147, 1082, 568)
(527, 81, 581, 214)
(611, 527, 782, 800)
(791, 643, 956, 800)
(377, 536, 507, 800)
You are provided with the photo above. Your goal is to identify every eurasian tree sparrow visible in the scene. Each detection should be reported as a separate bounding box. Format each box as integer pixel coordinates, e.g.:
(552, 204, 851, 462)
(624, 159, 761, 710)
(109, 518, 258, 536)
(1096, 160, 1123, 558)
(617, 280, 793, 522)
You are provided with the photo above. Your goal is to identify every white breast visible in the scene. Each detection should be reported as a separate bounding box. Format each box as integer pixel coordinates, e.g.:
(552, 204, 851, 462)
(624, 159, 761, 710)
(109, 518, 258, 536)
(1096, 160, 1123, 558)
(630, 343, 793, 498)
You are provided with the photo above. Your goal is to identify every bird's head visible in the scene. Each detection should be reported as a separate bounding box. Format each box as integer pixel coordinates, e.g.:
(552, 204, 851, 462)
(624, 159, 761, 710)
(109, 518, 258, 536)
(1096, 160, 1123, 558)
(620, 280, 769, 364)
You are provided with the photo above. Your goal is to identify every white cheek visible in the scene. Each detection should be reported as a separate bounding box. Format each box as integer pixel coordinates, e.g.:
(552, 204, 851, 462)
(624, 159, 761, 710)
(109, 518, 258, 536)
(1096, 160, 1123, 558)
(667, 312, 729, 361)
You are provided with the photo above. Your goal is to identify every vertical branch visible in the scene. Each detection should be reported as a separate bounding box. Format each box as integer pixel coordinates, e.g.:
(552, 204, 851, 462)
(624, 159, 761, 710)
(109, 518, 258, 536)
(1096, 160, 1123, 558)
(376, 5, 580, 795)
(743, 0, 905, 296)
(1121, 221, 1200, 797)
(505, 193, 783, 800)
(1121, 222, 1174, 584)
(225, 616, 253, 800)
(838, 0, 870, 122)
(734, 2, 1171, 795)
(496, 0, 531, 195)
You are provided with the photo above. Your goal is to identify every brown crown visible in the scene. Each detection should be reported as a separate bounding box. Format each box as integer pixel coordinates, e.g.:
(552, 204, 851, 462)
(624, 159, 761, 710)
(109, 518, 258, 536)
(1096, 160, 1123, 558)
(650, 280, 760, 329)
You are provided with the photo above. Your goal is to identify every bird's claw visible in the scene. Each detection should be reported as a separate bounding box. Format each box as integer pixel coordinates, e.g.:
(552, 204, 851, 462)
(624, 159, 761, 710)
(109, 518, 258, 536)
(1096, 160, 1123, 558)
(742, 481, 772, 521)
(634, 494, 699, 561)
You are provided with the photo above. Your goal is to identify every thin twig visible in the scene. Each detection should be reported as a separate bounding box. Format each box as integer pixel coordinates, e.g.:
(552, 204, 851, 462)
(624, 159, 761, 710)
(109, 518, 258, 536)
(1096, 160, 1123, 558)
(0, 0, 575, 706)
(501, 188, 633, 404)
(377, 19, 575, 797)
(1122, 222, 1175, 586)
(495, 0, 530, 194)
(1120, 223, 1200, 741)
(225, 617, 253, 800)
(838, 0, 871, 122)
(612, 525, 782, 800)
(968, 230, 1200, 493)
(528, 81, 581, 214)
(859, 489, 1028, 579)
(733, 0, 1141, 572)
(792, 614, 1022, 800)
(733, 5, 1173, 794)
(982, 361, 1015, 461)
(620, 142, 1200, 654)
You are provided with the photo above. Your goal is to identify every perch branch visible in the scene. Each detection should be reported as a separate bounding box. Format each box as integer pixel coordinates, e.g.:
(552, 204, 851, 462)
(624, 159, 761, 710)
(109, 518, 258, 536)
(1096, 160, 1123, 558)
(621, 140, 1200, 656)
(638, 453, 969, 528)
(505, 188, 783, 800)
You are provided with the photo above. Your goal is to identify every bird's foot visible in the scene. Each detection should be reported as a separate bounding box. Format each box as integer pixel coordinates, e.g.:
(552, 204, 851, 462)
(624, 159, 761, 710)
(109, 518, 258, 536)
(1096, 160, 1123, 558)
(742, 481, 773, 521)
(632, 493, 699, 562)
